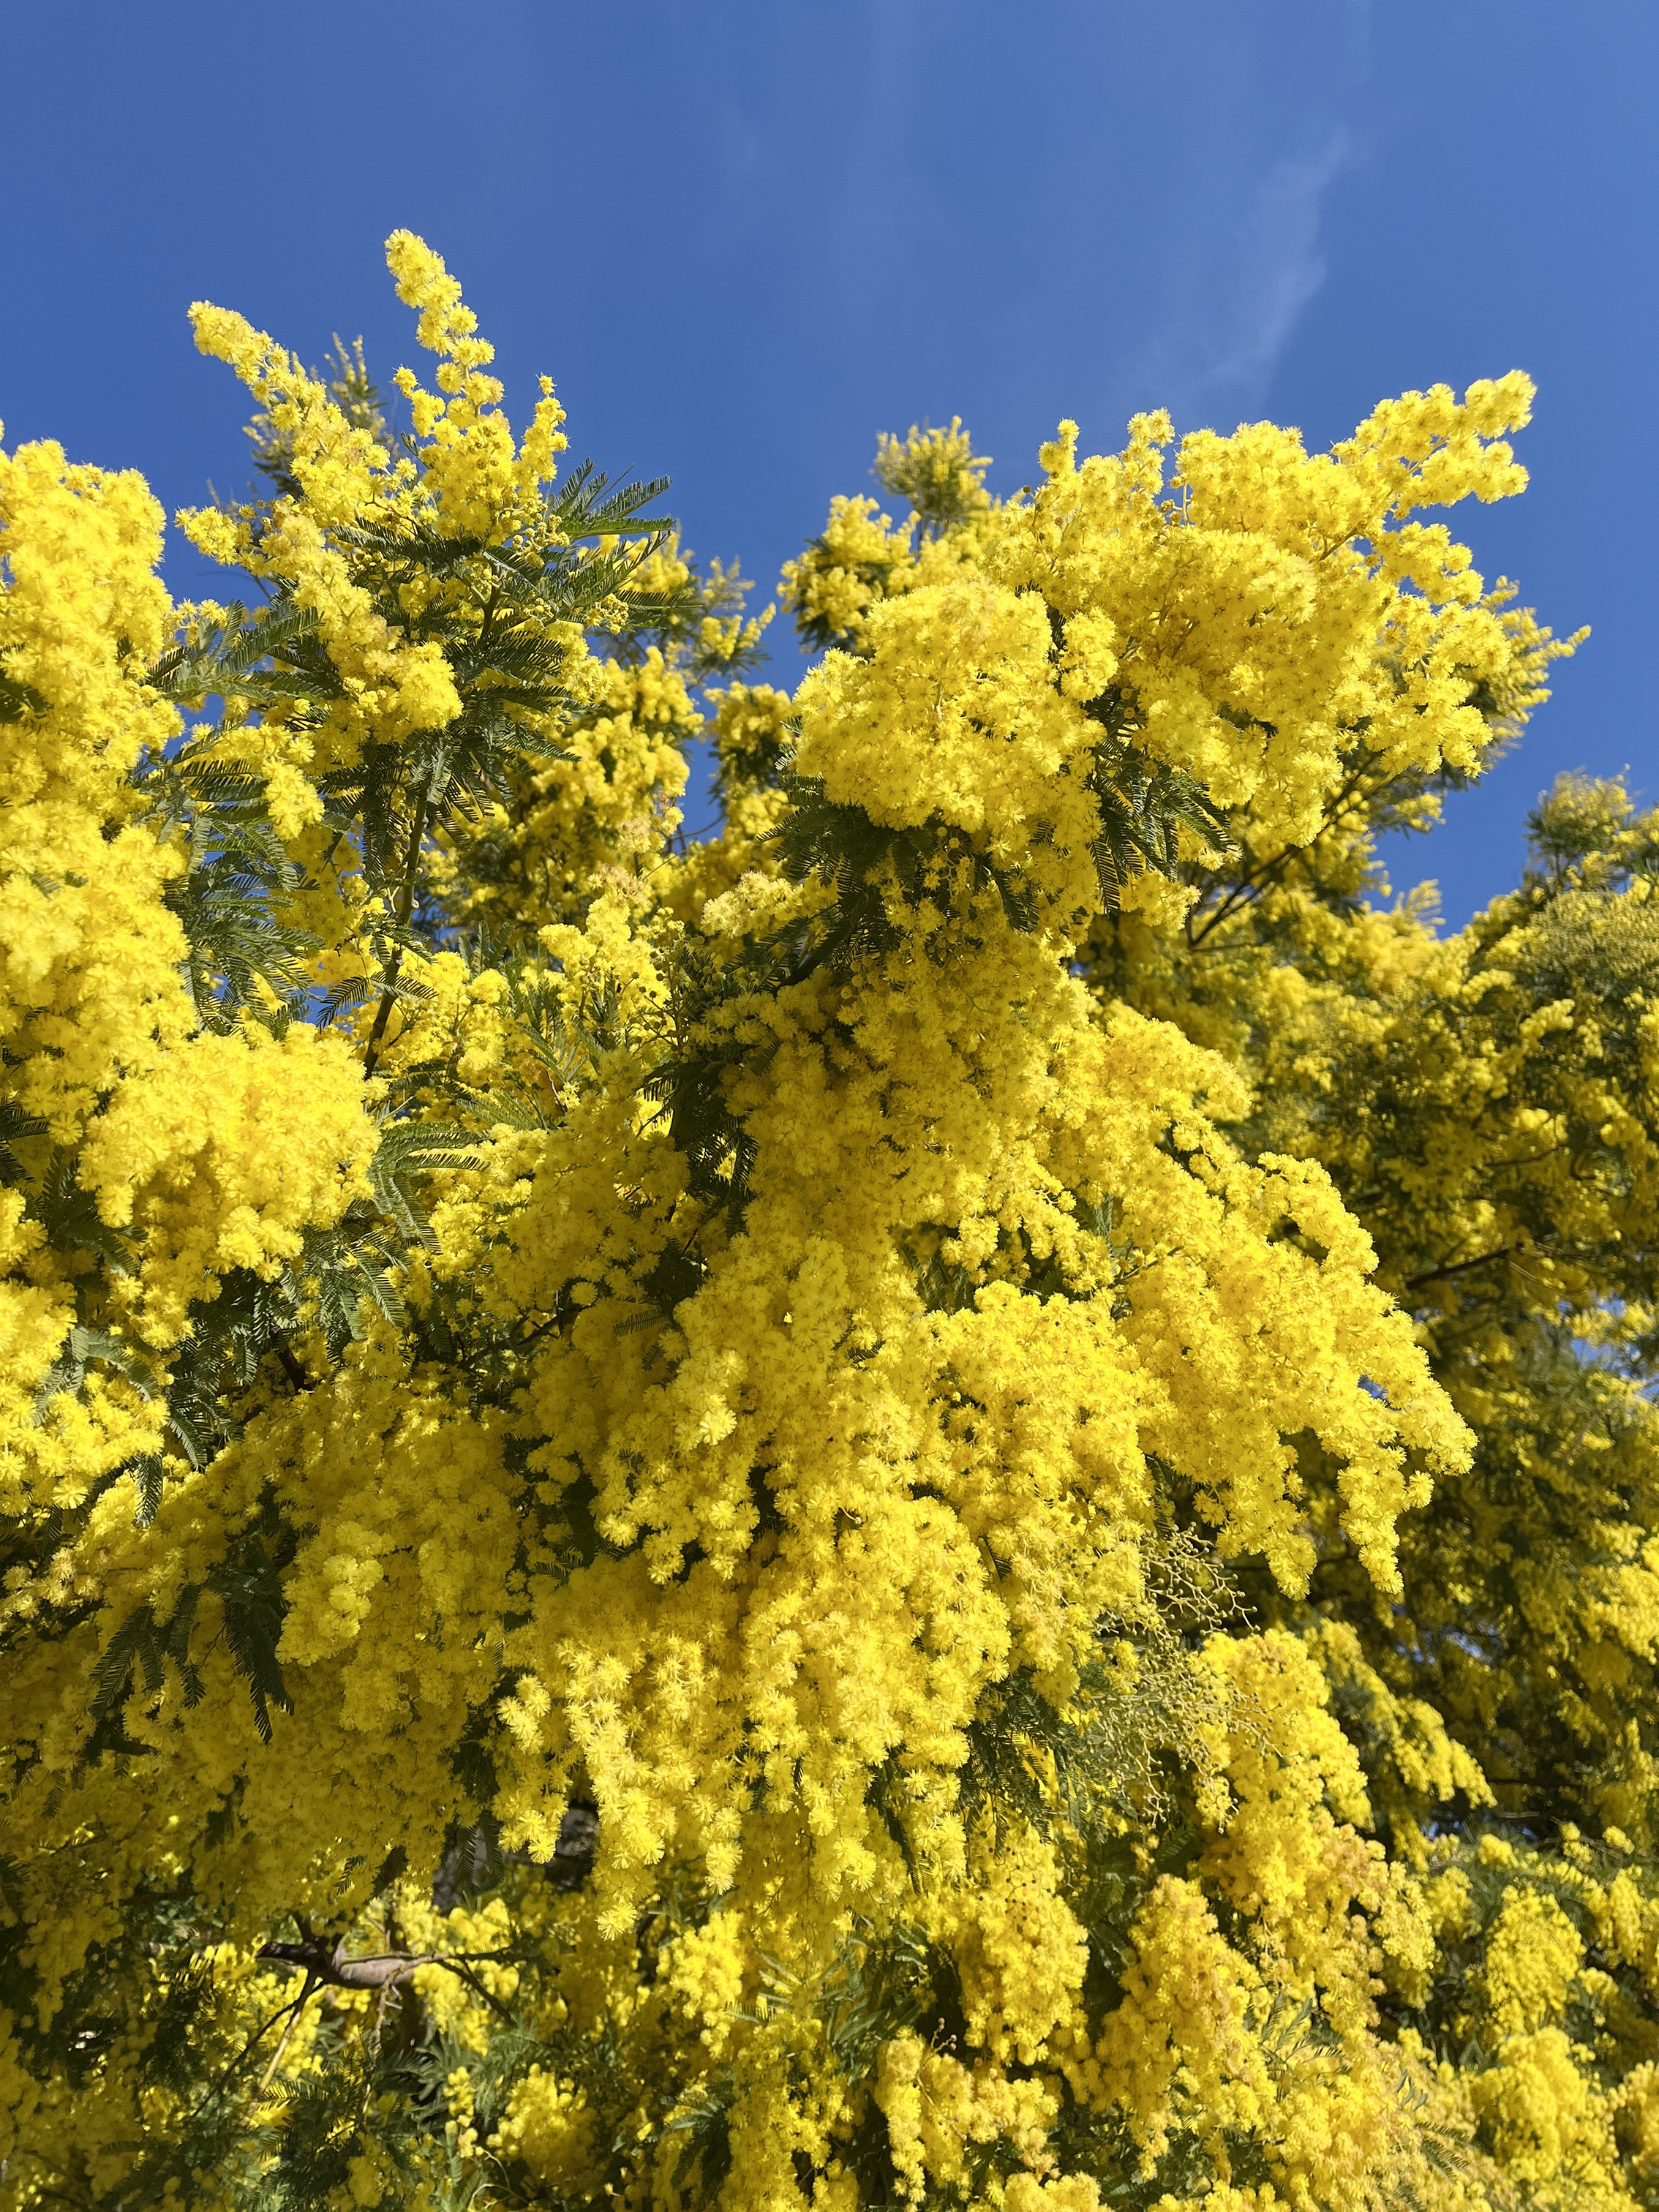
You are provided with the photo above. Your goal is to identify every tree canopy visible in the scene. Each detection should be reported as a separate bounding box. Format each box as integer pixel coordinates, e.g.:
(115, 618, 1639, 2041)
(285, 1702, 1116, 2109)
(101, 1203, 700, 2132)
(2, 233, 1656, 2212)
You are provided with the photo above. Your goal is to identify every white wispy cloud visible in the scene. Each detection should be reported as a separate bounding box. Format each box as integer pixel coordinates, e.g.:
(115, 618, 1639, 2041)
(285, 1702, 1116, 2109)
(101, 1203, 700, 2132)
(1134, 127, 1353, 426)
(1205, 132, 1352, 394)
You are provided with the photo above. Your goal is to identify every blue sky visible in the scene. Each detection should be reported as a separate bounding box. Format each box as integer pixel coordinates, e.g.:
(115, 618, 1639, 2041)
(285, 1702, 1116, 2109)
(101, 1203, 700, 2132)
(3, 0, 1652, 923)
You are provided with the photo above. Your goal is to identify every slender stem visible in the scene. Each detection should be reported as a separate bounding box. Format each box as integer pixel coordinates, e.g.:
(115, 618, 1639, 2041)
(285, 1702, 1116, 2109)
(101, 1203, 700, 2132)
(1185, 753, 1382, 948)
(362, 784, 433, 1082)
(443, 1956, 519, 2027)
(185, 1976, 315, 2129)
(255, 1973, 317, 2094)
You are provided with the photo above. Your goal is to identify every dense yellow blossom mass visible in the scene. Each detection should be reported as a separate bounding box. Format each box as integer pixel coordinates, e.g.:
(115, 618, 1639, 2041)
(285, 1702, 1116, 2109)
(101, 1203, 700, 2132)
(1, 235, 1654, 2212)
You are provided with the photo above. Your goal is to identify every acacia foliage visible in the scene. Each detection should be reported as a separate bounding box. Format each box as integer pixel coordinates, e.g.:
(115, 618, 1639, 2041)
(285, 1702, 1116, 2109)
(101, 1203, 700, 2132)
(1, 236, 1656, 2210)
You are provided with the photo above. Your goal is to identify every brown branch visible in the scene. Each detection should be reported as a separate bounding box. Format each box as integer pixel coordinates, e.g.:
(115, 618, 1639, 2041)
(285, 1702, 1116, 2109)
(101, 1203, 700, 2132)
(257, 1936, 517, 2025)
(1404, 1245, 1521, 1290)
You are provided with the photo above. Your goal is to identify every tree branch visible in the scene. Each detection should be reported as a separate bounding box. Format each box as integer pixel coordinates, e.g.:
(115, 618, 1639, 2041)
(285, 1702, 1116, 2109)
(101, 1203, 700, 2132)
(1186, 753, 1384, 948)
(1404, 1245, 1521, 1290)
(257, 1936, 518, 2025)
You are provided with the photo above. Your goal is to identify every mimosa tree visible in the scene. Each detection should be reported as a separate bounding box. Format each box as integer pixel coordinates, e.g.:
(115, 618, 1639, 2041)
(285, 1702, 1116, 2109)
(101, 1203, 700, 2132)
(3, 236, 1654, 2212)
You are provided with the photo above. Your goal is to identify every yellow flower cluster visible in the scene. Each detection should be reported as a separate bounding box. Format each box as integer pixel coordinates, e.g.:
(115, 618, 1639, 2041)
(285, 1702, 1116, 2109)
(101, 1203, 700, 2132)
(0, 440, 389, 1556)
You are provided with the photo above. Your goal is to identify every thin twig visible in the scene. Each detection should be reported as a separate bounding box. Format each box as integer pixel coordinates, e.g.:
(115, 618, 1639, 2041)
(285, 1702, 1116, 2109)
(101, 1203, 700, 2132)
(256, 1971, 318, 2094)
(1186, 753, 1383, 947)
(362, 784, 434, 1081)
(184, 1981, 313, 2129)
